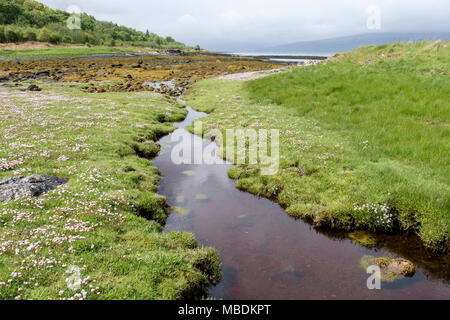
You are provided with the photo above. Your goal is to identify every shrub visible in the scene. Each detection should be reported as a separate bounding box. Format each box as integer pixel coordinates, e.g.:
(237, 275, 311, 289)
(4, 27, 21, 43)
(49, 32, 62, 44)
(37, 27, 50, 42)
(25, 29, 37, 41)
(0, 26, 5, 43)
(70, 29, 84, 43)
(62, 35, 72, 43)
(83, 34, 95, 45)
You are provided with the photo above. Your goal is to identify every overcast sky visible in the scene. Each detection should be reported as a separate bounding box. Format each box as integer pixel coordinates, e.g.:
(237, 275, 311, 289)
(39, 0, 450, 50)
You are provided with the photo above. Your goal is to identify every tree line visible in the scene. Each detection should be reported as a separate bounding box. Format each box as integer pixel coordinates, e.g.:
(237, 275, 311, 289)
(0, 0, 196, 49)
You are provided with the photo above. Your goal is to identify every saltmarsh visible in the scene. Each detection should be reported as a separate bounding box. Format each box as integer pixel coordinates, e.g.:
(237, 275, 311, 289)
(0, 83, 220, 300)
(0, 46, 142, 60)
(186, 41, 449, 252)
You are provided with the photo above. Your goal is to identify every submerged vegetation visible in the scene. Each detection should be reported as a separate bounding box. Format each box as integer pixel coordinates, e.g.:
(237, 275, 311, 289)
(186, 41, 449, 252)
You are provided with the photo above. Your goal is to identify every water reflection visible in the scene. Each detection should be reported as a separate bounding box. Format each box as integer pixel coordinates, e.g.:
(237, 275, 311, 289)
(153, 107, 450, 300)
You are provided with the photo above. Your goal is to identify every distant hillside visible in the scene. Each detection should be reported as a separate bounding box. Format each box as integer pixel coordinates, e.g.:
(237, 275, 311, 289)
(0, 0, 192, 50)
(258, 32, 450, 56)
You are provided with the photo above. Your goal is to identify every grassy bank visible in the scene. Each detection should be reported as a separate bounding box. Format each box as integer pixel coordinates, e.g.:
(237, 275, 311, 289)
(186, 41, 449, 252)
(0, 46, 145, 60)
(0, 82, 220, 300)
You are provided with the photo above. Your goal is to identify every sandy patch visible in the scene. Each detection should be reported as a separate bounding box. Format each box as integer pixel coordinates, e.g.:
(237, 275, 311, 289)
(217, 68, 286, 81)
(0, 41, 85, 51)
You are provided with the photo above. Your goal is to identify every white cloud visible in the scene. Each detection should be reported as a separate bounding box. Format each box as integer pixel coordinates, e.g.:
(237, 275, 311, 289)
(220, 10, 243, 22)
(178, 14, 197, 25)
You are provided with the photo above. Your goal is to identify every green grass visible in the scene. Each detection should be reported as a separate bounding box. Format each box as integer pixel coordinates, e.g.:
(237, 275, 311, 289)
(0, 83, 220, 300)
(0, 46, 143, 60)
(186, 41, 449, 252)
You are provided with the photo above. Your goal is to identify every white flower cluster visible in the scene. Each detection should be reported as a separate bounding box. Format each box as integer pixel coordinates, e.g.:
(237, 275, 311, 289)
(353, 202, 393, 229)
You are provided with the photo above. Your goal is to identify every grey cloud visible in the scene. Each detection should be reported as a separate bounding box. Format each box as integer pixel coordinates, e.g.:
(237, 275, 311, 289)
(39, 0, 450, 50)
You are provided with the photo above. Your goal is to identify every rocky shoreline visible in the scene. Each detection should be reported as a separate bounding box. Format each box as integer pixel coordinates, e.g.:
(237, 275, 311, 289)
(0, 53, 280, 96)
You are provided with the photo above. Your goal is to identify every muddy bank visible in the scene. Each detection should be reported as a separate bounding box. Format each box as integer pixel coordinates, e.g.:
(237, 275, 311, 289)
(0, 54, 280, 96)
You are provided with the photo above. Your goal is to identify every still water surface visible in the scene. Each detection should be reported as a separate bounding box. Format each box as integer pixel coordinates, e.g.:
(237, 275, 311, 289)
(153, 106, 450, 300)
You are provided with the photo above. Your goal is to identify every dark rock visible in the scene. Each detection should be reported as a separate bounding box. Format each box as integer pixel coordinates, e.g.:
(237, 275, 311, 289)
(166, 49, 186, 56)
(1, 83, 22, 88)
(27, 84, 42, 92)
(18, 73, 36, 81)
(34, 70, 50, 77)
(0, 175, 69, 203)
(131, 62, 142, 68)
(0, 75, 9, 82)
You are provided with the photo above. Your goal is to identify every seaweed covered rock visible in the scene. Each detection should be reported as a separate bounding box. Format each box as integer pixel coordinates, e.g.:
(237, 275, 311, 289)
(27, 84, 42, 91)
(388, 258, 416, 277)
(361, 255, 416, 282)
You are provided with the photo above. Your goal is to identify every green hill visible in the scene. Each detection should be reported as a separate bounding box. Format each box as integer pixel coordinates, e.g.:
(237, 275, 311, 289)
(0, 0, 190, 49)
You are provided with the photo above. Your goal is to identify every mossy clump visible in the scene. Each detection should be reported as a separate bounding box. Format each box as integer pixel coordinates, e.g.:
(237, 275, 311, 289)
(166, 231, 198, 249)
(127, 190, 168, 224)
(130, 141, 160, 158)
(374, 257, 390, 269)
(188, 247, 222, 285)
(390, 258, 416, 277)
